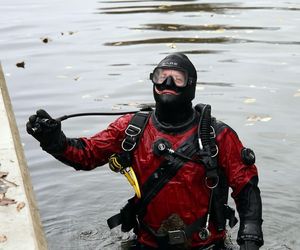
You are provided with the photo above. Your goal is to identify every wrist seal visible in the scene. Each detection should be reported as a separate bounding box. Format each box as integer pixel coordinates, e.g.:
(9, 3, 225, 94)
(237, 222, 264, 247)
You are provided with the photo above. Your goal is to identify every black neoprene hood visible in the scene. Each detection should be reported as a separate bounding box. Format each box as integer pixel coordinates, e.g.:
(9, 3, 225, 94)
(156, 52, 197, 84)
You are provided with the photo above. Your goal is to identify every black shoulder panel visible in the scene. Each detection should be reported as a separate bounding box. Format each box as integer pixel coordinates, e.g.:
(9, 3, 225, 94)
(212, 118, 239, 138)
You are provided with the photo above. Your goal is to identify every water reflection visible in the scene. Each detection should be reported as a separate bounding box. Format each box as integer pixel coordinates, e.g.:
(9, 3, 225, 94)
(131, 23, 280, 32)
(104, 37, 300, 46)
(105, 37, 232, 46)
(198, 82, 234, 87)
(164, 49, 225, 54)
(99, 3, 241, 15)
(99, 2, 300, 15)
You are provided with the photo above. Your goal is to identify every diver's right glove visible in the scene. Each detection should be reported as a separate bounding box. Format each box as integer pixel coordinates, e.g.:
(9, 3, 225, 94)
(26, 109, 66, 154)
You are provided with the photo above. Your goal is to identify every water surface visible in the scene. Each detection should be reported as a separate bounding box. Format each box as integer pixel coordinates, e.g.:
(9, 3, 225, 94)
(1, 0, 300, 249)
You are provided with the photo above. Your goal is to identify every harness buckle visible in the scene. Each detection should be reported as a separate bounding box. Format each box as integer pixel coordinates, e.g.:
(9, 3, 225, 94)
(125, 124, 142, 137)
(122, 125, 142, 151)
(168, 230, 187, 245)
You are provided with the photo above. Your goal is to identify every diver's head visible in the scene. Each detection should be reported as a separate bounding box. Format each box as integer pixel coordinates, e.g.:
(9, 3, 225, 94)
(150, 53, 197, 124)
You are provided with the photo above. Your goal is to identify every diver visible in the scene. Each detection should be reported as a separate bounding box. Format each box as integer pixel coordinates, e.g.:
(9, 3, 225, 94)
(26, 53, 263, 250)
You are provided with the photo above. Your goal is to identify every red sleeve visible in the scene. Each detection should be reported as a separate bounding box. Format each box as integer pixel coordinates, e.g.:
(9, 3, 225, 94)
(58, 114, 133, 170)
(216, 127, 258, 197)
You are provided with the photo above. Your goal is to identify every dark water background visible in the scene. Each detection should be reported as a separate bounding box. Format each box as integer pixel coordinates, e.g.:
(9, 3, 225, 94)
(1, 0, 300, 249)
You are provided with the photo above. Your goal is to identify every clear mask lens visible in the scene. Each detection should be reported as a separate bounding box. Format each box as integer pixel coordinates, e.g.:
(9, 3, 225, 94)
(152, 68, 188, 87)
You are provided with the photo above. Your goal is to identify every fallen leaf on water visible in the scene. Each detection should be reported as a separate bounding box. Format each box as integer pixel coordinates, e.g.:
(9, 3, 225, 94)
(16, 202, 26, 212)
(112, 105, 122, 110)
(40, 37, 52, 43)
(114, 42, 123, 46)
(166, 43, 176, 49)
(260, 117, 272, 122)
(73, 76, 81, 81)
(61, 31, 77, 36)
(0, 234, 7, 243)
(16, 61, 25, 68)
(247, 115, 272, 122)
(167, 25, 178, 30)
(216, 28, 225, 33)
(244, 98, 256, 104)
(294, 92, 300, 97)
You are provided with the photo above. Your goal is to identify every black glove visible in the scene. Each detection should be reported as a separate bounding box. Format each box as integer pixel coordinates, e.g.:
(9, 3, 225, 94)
(236, 177, 264, 249)
(240, 241, 260, 250)
(26, 109, 66, 154)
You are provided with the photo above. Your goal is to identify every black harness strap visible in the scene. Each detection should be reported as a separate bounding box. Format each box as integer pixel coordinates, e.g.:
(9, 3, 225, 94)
(122, 111, 151, 152)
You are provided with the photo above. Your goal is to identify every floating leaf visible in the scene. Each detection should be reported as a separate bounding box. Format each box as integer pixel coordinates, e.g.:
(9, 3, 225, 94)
(167, 25, 178, 30)
(244, 98, 256, 104)
(260, 117, 272, 122)
(294, 92, 300, 97)
(114, 42, 123, 46)
(247, 115, 272, 122)
(166, 43, 176, 48)
(40, 37, 52, 43)
(112, 105, 122, 110)
(16, 61, 25, 68)
(216, 28, 225, 33)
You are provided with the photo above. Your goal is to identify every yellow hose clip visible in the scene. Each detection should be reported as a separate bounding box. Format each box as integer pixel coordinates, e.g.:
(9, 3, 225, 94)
(120, 167, 141, 199)
(109, 153, 141, 199)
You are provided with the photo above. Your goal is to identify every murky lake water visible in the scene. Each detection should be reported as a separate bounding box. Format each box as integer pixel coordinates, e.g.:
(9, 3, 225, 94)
(1, 0, 300, 249)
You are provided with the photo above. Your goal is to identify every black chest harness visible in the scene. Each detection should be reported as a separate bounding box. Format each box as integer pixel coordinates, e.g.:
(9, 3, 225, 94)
(107, 104, 238, 247)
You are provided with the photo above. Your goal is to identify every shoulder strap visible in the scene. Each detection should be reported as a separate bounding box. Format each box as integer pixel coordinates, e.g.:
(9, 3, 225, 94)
(121, 111, 151, 152)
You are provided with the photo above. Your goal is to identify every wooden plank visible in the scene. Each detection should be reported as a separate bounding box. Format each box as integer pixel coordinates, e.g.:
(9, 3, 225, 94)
(0, 63, 48, 250)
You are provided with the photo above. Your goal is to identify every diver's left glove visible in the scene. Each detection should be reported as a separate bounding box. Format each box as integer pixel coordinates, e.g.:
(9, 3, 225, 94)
(26, 109, 67, 154)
